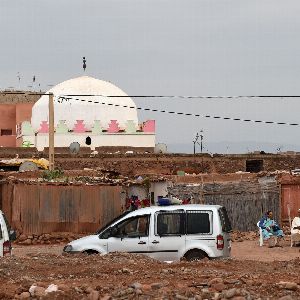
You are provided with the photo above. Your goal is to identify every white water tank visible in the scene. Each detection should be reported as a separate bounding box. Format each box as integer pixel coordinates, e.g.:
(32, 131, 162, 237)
(154, 143, 167, 154)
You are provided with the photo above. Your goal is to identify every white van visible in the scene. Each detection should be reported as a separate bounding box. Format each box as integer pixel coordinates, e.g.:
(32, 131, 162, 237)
(63, 205, 232, 261)
(0, 210, 16, 257)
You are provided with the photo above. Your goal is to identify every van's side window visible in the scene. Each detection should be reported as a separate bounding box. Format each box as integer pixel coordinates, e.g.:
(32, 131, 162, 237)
(156, 211, 185, 236)
(187, 210, 212, 234)
(114, 215, 149, 238)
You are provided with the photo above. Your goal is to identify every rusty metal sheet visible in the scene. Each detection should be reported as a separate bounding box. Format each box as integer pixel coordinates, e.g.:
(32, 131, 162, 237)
(281, 184, 300, 221)
(1, 182, 122, 235)
(19, 184, 40, 235)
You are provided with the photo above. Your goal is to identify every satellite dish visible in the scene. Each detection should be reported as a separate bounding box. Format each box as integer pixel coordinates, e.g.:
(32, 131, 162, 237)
(19, 161, 39, 172)
(69, 142, 80, 155)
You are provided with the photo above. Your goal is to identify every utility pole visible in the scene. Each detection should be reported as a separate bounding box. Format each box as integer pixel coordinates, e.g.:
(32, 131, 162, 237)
(49, 93, 54, 171)
(193, 130, 204, 154)
(200, 129, 204, 153)
(193, 132, 199, 155)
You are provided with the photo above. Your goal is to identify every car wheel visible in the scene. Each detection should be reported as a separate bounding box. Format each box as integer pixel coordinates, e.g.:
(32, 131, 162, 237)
(184, 250, 206, 261)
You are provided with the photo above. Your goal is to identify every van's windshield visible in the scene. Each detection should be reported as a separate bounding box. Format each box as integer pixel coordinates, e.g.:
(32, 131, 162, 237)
(218, 207, 232, 233)
(95, 211, 131, 234)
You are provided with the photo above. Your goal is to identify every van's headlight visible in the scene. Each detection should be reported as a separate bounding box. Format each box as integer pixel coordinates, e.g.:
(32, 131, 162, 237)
(63, 245, 73, 252)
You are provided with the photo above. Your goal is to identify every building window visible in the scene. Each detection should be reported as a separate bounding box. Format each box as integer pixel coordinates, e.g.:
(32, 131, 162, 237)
(1, 129, 13, 136)
(246, 160, 263, 173)
(85, 136, 91, 145)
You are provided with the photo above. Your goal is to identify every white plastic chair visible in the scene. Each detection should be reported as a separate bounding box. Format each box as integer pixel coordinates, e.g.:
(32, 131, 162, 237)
(257, 221, 263, 246)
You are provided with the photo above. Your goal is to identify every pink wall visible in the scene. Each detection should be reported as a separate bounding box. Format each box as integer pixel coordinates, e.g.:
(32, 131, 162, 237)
(0, 103, 34, 147)
(16, 103, 34, 124)
(0, 135, 17, 147)
(0, 105, 16, 134)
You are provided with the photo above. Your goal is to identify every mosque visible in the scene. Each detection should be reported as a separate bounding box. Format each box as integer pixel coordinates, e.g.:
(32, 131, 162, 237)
(16, 76, 155, 151)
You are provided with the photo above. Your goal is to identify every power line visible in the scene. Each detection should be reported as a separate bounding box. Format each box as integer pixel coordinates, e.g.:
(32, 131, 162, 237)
(1, 91, 299, 126)
(2, 91, 300, 99)
(60, 94, 300, 99)
(57, 96, 299, 127)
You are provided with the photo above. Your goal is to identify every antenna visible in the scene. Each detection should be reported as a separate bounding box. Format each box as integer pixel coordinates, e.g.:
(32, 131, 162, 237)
(17, 72, 21, 90)
(32, 75, 36, 91)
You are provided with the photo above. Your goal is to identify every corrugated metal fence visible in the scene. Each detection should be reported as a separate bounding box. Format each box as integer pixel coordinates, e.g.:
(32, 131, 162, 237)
(203, 181, 280, 231)
(169, 177, 280, 231)
(0, 182, 122, 235)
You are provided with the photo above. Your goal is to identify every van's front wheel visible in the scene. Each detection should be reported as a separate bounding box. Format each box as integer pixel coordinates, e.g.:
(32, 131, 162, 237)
(184, 250, 207, 261)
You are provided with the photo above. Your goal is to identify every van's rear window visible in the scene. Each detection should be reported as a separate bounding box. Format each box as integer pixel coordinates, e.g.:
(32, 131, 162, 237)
(187, 211, 212, 234)
(218, 207, 232, 233)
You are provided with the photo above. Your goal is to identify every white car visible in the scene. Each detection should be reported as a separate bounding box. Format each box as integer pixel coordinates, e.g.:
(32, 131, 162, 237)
(63, 204, 232, 261)
(0, 210, 16, 257)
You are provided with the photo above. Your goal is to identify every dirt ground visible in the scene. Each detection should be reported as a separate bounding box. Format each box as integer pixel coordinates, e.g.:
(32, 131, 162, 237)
(0, 240, 300, 299)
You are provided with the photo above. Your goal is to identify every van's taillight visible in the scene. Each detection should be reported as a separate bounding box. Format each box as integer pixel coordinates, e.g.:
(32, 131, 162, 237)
(216, 235, 224, 250)
(3, 241, 11, 256)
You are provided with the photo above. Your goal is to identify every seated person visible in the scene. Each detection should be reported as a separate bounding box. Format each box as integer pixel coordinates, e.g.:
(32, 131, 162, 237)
(259, 210, 284, 247)
(136, 216, 148, 236)
(119, 216, 148, 238)
(124, 222, 135, 235)
(291, 208, 300, 245)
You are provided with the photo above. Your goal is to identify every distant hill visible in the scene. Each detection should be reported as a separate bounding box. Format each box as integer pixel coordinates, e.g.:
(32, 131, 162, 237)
(167, 141, 300, 154)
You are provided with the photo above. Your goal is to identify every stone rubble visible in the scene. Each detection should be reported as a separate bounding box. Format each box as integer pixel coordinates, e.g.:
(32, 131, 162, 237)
(0, 251, 298, 299)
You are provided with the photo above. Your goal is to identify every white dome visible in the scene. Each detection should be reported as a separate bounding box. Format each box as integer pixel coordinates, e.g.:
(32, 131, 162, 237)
(31, 76, 138, 131)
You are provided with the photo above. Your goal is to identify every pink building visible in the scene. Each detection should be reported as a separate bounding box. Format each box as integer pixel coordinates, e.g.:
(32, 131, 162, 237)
(0, 93, 39, 147)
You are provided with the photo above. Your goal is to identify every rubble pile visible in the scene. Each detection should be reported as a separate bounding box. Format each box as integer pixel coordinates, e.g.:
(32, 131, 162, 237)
(230, 231, 258, 242)
(0, 251, 299, 299)
(2, 169, 166, 187)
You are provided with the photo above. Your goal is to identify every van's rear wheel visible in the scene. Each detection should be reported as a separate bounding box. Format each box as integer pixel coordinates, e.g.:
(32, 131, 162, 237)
(184, 250, 206, 261)
(83, 250, 99, 255)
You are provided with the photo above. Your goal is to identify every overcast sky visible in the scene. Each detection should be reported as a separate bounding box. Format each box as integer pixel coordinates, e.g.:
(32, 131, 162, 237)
(1, 0, 300, 153)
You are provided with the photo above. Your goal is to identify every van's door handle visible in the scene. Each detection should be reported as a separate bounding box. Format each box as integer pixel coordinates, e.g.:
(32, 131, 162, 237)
(138, 241, 146, 245)
(152, 240, 159, 244)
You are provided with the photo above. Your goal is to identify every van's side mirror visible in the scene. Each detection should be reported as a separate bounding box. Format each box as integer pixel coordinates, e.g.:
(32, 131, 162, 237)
(9, 230, 16, 241)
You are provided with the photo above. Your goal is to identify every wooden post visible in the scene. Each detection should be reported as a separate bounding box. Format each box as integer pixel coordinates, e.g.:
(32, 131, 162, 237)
(287, 203, 293, 247)
(49, 93, 54, 171)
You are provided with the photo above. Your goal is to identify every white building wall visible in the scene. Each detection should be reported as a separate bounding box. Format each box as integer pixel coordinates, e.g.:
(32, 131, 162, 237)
(127, 185, 148, 200)
(149, 181, 169, 204)
(21, 133, 155, 151)
(127, 181, 169, 205)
